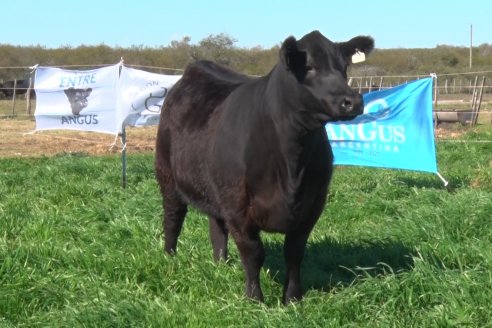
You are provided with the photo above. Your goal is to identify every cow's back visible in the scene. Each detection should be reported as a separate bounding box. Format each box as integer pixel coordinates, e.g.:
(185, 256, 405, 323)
(162, 61, 251, 131)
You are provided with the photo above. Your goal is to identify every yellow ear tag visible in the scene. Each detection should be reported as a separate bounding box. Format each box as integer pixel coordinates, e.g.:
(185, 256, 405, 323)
(351, 51, 366, 64)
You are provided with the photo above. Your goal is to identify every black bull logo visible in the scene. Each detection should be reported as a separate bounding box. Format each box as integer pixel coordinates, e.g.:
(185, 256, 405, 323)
(64, 87, 92, 115)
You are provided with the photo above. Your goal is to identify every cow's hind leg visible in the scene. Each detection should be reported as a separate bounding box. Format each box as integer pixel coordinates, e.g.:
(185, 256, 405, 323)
(163, 191, 187, 255)
(209, 216, 229, 261)
(230, 226, 265, 302)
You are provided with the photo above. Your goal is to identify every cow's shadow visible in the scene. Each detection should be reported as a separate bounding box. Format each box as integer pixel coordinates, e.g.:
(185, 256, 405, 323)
(263, 237, 415, 293)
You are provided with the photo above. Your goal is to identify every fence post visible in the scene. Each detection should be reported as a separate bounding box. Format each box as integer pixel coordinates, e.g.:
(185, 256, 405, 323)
(26, 76, 33, 116)
(433, 75, 438, 108)
(471, 76, 485, 126)
(10, 79, 17, 116)
(470, 76, 479, 111)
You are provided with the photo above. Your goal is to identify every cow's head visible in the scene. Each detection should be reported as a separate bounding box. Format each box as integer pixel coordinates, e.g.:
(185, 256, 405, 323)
(281, 30, 374, 122)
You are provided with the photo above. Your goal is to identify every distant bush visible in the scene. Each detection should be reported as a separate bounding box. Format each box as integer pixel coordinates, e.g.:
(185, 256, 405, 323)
(1, 35, 491, 81)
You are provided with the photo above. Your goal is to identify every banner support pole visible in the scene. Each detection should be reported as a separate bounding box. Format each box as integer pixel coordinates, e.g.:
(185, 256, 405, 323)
(436, 172, 449, 187)
(121, 127, 127, 188)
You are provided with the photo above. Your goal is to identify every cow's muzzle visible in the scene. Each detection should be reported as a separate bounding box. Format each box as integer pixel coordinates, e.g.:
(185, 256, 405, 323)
(337, 94, 364, 120)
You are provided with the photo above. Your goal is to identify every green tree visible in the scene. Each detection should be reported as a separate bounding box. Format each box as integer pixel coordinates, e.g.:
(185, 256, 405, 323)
(169, 36, 193, 69)
(192, 33, 238, 66)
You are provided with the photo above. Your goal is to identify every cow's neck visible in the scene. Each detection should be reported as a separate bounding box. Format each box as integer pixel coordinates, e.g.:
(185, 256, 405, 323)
(262, 66, 328, 181)
(267, 65, 327, 138)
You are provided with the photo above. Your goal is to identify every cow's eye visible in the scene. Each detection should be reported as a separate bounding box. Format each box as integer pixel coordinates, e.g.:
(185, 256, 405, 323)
(306, 65, 314, 71)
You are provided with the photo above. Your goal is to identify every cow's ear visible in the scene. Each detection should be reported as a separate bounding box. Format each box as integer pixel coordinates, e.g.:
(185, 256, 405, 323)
(64, 87, 74, 96)
(338, 36, 374, 64)
(281, 36, 308, 82)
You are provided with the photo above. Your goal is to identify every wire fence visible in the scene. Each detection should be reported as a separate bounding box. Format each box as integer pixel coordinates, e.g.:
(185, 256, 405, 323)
(349, 71, 492, 95)
(1, 65, 491, 125)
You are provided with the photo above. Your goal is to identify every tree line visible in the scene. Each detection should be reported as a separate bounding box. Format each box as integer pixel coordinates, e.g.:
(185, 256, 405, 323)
(1, 33, 492, 81)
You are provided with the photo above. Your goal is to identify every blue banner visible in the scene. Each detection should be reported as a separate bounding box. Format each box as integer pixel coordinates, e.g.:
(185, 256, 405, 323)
(326, 77, 437, 173)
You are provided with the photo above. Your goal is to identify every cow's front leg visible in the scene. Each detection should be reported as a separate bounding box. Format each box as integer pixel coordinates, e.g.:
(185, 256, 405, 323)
(282, 229, 312, 304)
(230, 226, 265, 302)
(208, 216, 229, 261)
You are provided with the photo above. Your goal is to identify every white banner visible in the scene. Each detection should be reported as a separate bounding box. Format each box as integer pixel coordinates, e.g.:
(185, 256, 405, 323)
(118, 67, 181, 129)
(34, 64, 120, 134)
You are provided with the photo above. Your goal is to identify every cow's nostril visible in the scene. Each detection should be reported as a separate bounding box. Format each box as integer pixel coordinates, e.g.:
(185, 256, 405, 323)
(342, 97, 354, 111)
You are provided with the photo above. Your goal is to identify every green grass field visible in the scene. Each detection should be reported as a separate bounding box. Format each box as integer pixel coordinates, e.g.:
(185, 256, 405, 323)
(1, 129, 491, 327)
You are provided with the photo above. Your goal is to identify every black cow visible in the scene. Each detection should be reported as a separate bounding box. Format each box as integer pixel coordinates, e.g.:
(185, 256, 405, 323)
(155, 30, 374, 304)
(0, 79, 35, 99)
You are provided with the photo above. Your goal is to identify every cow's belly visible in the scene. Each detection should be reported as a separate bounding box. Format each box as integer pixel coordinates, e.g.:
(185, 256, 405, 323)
(247, 181, 328, 234)
(170, 140, 226, 218)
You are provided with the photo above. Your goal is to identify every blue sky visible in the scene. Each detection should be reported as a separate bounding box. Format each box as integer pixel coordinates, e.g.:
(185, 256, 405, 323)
(2, 0, 491, 49)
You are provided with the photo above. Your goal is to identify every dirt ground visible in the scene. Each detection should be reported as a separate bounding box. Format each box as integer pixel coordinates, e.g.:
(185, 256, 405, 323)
(0, 118, 471, 158)
(0, 119, 158, 157)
